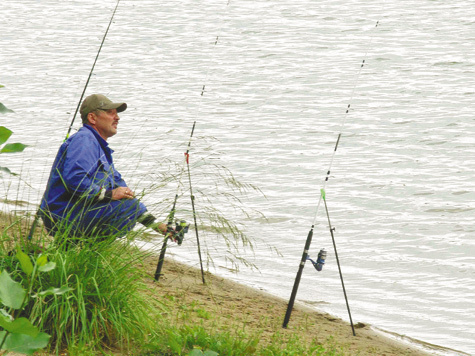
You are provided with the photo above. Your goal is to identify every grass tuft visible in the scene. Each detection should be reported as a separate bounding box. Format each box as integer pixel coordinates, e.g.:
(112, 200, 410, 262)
(0, 220, 163, 354)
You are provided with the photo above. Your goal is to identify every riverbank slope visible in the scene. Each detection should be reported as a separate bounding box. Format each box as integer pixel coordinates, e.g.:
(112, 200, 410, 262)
(0, 210, 455, 355)
(144, 255, 446, 356)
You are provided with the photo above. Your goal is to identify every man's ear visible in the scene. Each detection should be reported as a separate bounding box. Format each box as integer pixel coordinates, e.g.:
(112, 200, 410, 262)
(87, 112, 97, 125)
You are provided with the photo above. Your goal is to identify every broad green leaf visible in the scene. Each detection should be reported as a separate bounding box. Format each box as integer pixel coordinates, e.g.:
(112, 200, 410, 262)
(1, 143, 27, 153)
(0, 126, 12, 145)
(16, 250, 34, 276)
(2, 331, 50, 354)
(0, 103, 14, 114)
(189, 349, 204, 356)
(36, 255, 48, 267)
(0, 317, 39, 337)
(36, 286, 73, 297)
(203, 351, 219, 356)
(38, 262, 56, 273)
(0, 270, 26, 309)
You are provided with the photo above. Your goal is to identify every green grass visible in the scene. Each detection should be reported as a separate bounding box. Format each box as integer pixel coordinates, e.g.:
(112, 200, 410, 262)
(0, 220, 163, 354)
(141, 321, 346, 356)
(32, 241, 159, 351)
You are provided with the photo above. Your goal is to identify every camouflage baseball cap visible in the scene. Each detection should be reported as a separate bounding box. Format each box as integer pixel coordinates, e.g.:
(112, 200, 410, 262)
(80, 94, 127, 121)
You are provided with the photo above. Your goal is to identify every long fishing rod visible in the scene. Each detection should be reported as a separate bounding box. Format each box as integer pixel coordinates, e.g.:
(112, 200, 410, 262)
(184, 121, 206, 284)
(65, 0, 121, 140)
(200, 0, 231, 97)
(154, 0, 233, 282)
(283, 20, 380, 330)
(154, 123, 196, 281)
(27, 0, 121, 241)
(178, 0, 233, 283)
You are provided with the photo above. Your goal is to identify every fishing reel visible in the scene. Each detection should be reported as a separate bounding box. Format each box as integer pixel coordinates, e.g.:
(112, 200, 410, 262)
(307, 249, 327, 272)
(167, 219, 189, 246)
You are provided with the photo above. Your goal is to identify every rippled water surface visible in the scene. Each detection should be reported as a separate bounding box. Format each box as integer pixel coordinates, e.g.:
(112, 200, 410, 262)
(1, 1, 475, 354)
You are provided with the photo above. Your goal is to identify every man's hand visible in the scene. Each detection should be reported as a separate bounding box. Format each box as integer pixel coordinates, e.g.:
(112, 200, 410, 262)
(150, 222, 181, 243)
(111, 187, 135, 200)
(149, 222, 169, 236)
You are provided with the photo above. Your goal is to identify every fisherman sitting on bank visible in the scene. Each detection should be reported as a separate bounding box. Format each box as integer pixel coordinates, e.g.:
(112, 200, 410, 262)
(39, 94, 171, 243)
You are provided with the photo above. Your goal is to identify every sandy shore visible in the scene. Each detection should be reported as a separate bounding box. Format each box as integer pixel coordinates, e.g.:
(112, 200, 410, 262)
(142, 255, 452, 356)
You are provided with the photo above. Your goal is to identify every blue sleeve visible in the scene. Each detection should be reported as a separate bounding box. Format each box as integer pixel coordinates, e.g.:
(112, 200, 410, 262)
(61, 134, 104, 198)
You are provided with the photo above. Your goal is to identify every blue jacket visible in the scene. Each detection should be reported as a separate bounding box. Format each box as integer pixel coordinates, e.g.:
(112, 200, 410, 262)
(40, 124, 147, 238)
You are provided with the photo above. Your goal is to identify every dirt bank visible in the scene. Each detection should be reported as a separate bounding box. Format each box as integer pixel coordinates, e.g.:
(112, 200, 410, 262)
(0, 210, 449, 355)
(143, 256, 441, 356)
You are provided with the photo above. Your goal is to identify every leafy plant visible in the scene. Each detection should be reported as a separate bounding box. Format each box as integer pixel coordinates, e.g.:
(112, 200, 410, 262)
(0, 84, 27, 176)
(0, 248, 71, 355)
(0, 127, 27, 155)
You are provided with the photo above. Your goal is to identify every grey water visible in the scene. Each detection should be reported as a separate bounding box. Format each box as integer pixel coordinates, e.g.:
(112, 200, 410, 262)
(1, 0, 474, 354)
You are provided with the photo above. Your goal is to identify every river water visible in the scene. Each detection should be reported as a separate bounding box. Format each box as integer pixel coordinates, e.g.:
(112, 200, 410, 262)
(1, 0, 474, 354)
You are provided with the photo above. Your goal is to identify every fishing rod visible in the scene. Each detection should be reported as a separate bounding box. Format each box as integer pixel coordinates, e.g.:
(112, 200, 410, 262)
(282, 20, 380, 330)
(65, 0, 121, 140)
(154, 123, 197, 282)
(321, 188, 355, 335)
(178, 0, 233, 283)
(27, 0, 121, 241)
(155, 0, 233, 282)
(200, 0, 231, 97)
(184, 121, 206, 284)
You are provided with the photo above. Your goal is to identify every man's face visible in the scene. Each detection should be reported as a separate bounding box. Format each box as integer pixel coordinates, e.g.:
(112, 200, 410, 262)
(88, 109, 119, 140)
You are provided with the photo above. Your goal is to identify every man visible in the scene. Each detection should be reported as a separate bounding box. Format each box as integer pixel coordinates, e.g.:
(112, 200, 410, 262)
(40, 94, 168, 241)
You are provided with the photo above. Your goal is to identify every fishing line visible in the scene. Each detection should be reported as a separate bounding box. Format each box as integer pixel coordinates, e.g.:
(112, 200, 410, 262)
(27, 0, 122, 241)
(283, 20, 380, 330)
